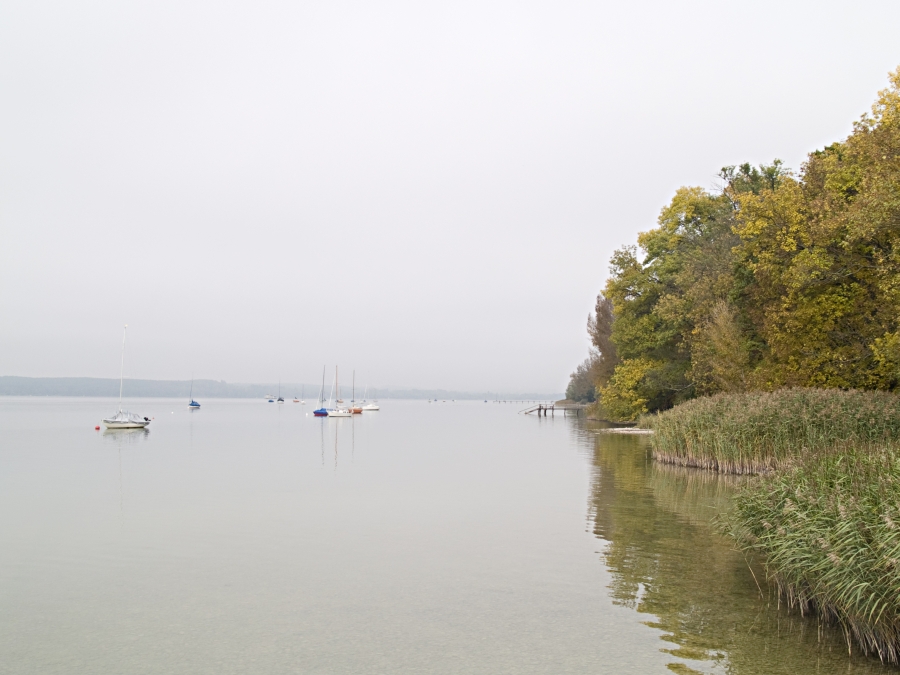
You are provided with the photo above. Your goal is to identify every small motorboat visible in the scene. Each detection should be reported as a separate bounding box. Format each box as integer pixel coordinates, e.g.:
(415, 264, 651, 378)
(103, 410, 151, 429)
(362, 402, 379, 411)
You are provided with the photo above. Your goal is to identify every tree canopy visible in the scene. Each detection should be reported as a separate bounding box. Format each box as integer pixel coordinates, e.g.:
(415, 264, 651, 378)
(568, 67, 900, 421)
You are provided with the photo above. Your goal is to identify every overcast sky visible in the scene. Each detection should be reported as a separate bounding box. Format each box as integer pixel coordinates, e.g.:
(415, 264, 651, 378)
(2, 0, 899, 392)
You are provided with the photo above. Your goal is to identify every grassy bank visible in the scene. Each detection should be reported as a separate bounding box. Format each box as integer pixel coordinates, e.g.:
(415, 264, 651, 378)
(643, 388, 900, 474)
(724, 444, 900, 663)
(643, 388, 900, 663)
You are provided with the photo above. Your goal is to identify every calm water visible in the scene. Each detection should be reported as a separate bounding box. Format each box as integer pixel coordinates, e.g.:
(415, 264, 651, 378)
(0, 398, 893, 674)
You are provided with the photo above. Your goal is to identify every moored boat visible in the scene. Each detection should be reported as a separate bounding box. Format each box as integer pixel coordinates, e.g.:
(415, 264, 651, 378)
(104, 410, 151, 429)
(362, 388, 379, 411)
(313, 366, 329, 416)
(350, 371, 362, 413)
(188, 377, 200, 409)
(327, 366, 351, 417)
(102, 325, 151, 429)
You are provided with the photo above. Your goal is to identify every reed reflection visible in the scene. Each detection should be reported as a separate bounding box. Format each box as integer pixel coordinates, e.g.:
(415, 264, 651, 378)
(587, 426, 891, 675)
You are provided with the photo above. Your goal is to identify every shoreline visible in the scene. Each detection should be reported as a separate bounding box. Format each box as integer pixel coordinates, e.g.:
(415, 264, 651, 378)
(645, 388, 900, 665)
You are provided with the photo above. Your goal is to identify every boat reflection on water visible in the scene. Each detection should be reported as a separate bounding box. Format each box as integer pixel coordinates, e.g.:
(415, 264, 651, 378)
(585, 424, 892, 675)
(101, 427, 150, 443)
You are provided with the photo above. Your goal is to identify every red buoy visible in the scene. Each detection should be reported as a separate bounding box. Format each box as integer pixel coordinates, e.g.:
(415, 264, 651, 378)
(94, 425, 100, 430)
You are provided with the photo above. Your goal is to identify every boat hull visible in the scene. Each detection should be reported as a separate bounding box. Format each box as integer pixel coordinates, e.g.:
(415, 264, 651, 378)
(327, 409, 352, 417)
(103, 420, 149, 429)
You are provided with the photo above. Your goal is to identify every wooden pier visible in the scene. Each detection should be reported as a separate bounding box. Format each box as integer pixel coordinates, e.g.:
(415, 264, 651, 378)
(520, 402, 588, 417)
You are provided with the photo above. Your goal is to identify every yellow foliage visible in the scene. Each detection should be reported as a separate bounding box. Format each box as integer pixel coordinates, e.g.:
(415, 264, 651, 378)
(599, 358, 660, 422)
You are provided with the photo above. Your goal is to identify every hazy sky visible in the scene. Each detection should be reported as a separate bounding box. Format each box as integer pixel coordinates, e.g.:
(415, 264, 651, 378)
(2, 0, 899, 392)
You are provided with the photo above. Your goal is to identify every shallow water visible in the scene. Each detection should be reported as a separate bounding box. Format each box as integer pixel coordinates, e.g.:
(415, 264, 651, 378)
(0, 398, 892, 674)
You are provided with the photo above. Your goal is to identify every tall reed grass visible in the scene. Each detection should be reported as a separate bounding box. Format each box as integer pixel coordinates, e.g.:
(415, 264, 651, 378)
(724, 444, 900, 663)
(643, 388, 900, 474)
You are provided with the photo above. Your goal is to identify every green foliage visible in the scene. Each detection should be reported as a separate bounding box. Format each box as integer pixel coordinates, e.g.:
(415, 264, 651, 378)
(645, 388, 900, 474)
(598, 357, 659, 420)
(580, 67, 900, 418)
(724, 444, 900, 663)
(565, 357, 597, 402)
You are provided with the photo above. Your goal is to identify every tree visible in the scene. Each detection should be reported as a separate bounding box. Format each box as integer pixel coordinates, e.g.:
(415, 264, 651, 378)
(566, 357, 598, 402)
(573, 67, 900, 419)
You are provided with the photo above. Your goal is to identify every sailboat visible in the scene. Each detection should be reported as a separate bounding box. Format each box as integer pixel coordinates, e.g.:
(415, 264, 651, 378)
(188, 376, 200, 409)
(328, 366, 351, 417)
(277, 380, 284, 403)
(102, 325, 151, 429)
(313, 367, 329, 416)
(350, 370, 362, 414)
(362, 385, 379, 411)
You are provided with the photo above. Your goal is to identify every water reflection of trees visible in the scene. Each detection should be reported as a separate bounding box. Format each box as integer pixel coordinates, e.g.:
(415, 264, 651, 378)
(588, 428, 891, 675)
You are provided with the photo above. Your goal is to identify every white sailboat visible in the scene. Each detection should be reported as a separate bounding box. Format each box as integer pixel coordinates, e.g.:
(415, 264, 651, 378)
(362, 386, 379, 411)
(328, 366, 352, 417)
(103, 325, 151, 429)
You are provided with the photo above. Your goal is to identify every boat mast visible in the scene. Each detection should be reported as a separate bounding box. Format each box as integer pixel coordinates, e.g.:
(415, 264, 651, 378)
(118, 325, 127, 412)
(352, 370, 355, 403)
(319, 366, 325, 406)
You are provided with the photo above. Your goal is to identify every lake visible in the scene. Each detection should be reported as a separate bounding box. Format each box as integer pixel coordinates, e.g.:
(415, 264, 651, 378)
(0, 398, 891, 674)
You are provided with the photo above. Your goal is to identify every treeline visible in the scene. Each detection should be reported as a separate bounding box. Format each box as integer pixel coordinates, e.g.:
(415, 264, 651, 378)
(568, 68, 900, 421)
(0, 376, 562, 401)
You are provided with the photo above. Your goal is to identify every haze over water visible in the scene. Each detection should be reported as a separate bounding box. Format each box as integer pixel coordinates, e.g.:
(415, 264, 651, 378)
(0, 398, 890, 674)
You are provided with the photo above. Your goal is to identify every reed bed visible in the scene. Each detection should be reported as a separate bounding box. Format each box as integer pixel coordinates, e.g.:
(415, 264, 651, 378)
(724, 444, 900, 663)
(643, 388, 900, 474)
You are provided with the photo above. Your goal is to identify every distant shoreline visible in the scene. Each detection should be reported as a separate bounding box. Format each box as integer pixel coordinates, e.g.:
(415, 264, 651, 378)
(0, 376, 562, 401)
